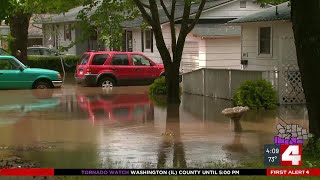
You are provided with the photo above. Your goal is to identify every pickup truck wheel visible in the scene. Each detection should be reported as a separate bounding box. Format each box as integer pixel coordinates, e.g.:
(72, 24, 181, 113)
(34, 81, 52, 89)
(98, 77, 115, 88)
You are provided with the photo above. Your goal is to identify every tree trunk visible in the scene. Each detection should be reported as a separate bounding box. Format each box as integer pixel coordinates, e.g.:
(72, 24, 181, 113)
(8, 11, 31, 65)
(291, 0, 320, 139)
(166, 63, 181, 104)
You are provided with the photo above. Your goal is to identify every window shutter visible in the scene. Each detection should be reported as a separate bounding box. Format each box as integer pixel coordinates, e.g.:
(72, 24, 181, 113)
(122, 30, 127, 52)
(141, 31, 144, 52)
(151, 30, 153, 53)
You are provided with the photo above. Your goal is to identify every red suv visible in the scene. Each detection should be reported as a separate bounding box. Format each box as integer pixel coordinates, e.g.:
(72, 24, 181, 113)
(75, 51, 179, 87)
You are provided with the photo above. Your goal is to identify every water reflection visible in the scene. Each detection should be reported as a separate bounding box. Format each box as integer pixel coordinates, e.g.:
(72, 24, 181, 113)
(0, 85, 310, 168)
(157, 104, 186, 168)
(0, 90, 60, 127)
(77, 93, 154, 125)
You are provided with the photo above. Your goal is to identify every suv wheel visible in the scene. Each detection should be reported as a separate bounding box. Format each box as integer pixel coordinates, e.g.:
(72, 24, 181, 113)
(98, 77, 115, 88)
(33, 81, 52, 89)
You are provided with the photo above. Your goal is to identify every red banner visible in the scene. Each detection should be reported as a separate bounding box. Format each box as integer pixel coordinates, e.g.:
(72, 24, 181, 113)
(267, 168, 320, 176)
(0, 168, 54, 176)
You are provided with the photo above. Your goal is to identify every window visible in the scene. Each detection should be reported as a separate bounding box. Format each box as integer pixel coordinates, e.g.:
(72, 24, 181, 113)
(79, 54, 90, 65)
(111, 54, 129, 65)
(42, 49, 57, 56)
(145, 30, 152, 49)
(91, 54, 109, 65)
(64, 24, 72, 41)
(240, 1, 246, 8)
(259, 27, 272, 54)
(27, 48, 41, 55)
(131, 55, 151, 66)
(0, 59, 19, 70)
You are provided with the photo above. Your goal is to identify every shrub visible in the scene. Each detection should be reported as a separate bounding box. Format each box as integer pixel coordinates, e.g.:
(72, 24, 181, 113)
(149, 76, 182, 96)
(233, 79, 277, 109)
(27, 55, 80, 73)
(149, 76, 167, 95)
(149, 94, 167, 108)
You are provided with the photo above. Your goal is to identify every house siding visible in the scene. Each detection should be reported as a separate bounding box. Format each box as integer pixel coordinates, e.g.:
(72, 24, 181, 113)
(43, 23, 77, 55)
(241, 21, 294, 71)
(200, 0, 264, 19)
(205, 37, 241, 69)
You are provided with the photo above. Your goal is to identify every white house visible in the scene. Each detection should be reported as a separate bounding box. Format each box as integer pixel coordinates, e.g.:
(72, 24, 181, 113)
(229, 2, 305, 104)
(41, 0, 266, 72)
(122, 0, 267, 72)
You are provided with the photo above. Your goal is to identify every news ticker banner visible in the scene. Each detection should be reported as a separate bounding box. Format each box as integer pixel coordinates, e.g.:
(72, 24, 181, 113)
(1, 168, 320, 176)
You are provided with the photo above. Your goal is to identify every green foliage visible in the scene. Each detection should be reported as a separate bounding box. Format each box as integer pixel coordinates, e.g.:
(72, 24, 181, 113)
(303, 137, 320, 160)
(233, 80, 277, 109)
(256, 0, 288, 7)
(77, 0, 139, 50)
(149, 77, 167, 95)
(27, 55, 80, 73)
(149, 95, 167, 108)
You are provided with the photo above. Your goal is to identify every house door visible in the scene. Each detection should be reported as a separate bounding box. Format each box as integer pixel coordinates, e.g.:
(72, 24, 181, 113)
(126, 31, 133, 52)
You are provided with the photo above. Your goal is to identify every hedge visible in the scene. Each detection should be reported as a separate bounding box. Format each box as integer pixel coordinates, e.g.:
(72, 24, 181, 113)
(233, 79, 278, 109)
(27, 55, 80, 73)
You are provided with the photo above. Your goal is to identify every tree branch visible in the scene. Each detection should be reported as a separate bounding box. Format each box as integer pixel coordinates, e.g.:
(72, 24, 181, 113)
(170, 0, 177, 55)
(140, 1, 151, 9)
(160, 0, 170, 19)
(132, 0, 154, 26)
(186, 0, 206, 34)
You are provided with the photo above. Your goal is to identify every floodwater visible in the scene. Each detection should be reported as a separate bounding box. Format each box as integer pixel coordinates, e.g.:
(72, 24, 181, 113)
(0, 78, 309, 168)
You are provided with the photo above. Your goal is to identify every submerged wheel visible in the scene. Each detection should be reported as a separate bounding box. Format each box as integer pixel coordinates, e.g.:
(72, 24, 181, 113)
(33, 81, 52, 89)
(98, 77, 115, 88)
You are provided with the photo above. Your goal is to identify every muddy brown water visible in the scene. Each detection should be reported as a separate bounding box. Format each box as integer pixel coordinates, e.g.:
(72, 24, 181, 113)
(0, 80, 308, 168)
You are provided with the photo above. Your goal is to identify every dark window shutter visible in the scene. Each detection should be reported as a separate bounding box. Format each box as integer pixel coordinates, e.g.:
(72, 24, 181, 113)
(122, 30, 127, 52)
(151, 30, 153, 53)
(141, 31, 144, 52)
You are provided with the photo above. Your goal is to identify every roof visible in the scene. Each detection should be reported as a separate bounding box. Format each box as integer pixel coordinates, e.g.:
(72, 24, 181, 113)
(122, 0, 235, 28)
(41, 0, 236, 27)
(229, 2, 290, 24)
(191, 24, 241, 37)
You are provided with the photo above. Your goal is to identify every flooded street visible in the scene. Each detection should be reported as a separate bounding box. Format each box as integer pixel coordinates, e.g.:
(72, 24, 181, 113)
(0, 78, 308, 168)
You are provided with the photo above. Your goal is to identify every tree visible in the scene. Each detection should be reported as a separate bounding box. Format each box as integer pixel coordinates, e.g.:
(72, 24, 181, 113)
(82, 0, 206, 103)
(133, 0, 206, 104)
(0, 0, 81, 65)
(290, 0, 320, 139)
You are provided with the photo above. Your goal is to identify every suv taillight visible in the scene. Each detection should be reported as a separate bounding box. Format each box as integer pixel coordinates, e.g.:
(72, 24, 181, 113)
(86, 68, 91, 74)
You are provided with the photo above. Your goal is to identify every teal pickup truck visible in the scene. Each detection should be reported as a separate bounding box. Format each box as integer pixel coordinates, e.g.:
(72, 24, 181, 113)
(0, 55, 62, 89)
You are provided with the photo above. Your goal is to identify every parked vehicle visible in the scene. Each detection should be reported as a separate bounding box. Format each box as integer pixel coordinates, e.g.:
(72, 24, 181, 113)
(75, 51, 182, 87)
(27, 46, 64, 56)
(0, 55, 62, 89)
(0, 48, 9, 55)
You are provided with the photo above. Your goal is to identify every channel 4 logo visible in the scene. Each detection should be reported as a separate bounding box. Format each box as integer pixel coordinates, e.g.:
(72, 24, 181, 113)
(264, 144, 302, 166)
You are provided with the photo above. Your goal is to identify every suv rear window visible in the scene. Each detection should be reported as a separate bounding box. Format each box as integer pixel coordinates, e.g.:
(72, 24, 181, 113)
(79, 54, 90, 65)
(111, 54, 129, 65)
(91, 54, 109, 65)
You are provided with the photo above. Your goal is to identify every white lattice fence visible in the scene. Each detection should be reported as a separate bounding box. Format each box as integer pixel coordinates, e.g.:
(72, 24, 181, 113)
(279, 37, 306, 104)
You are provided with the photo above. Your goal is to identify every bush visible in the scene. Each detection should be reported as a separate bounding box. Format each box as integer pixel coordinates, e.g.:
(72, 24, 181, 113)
(149, 95, 167, 108)
(149, 76, 167, 95)
(27, 55, 80, 73)
(233, 79, 277, 109)
(149, 76, 182, 96)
